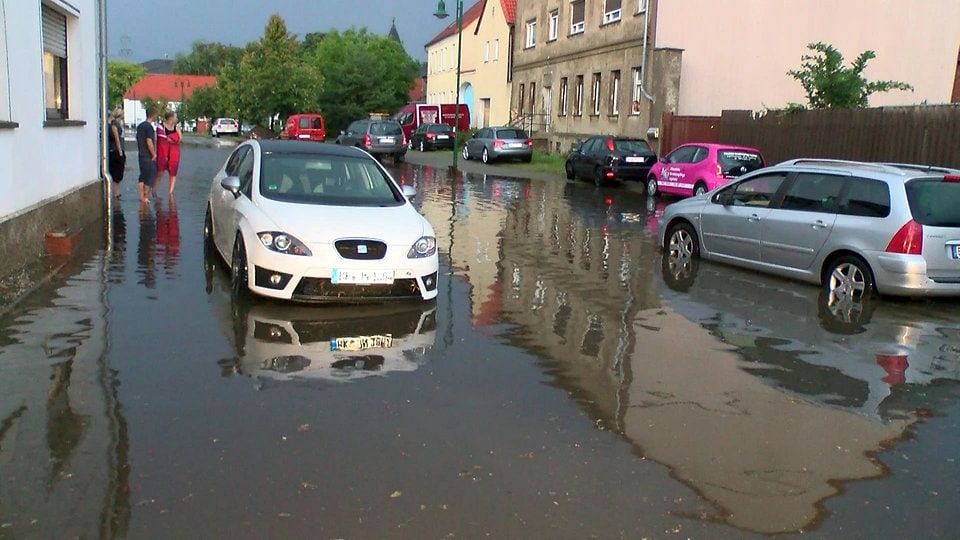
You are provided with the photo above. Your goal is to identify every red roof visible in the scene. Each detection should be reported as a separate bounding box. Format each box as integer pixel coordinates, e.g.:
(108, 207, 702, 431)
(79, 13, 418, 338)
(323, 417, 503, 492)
(425, 0, 486, 47)
(500, 0, 516, 24)
(123, 74, 217, 101)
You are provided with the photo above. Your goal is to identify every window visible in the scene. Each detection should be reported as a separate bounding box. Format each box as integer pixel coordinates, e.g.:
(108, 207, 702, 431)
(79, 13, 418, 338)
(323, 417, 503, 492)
(610, 70, 621, 115)
(525, 19, 537, 48)
(494, 39, 500, 61)
(603, 0, 622, 24)
(780, 173, 845, 213)
(840, 178, 891, 218)
(570, 0, 585, 34)
(518, 84, 525, 117)
(0, 10, 8, 123)
(575, 75, 584, 116)
(42, 5, 69, 120)
(529, 82, 536, 114)
(666, 145, 698, 163)
(591, 73, 601, 116)
(485, 41, 490, 62)
(558, 77, 568, 117)
(637, 0, 648, 13)
(719, 173, 788, 207)
(631, 67, 642, 114)
(548, 10, 559, 41)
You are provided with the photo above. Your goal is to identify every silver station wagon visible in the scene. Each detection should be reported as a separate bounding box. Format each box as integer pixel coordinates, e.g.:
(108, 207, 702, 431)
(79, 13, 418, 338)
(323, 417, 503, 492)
(658, 159, 960, 303)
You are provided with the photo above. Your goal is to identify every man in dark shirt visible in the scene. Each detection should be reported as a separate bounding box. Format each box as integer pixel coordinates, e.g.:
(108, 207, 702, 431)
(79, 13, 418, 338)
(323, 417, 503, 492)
(136, 105, 159, 203)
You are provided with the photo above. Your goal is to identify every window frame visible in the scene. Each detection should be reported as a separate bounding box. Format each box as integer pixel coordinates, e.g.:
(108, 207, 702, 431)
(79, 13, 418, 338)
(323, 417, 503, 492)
(41, 4, 70, 121)
(591, 72, 602, 116)
(610, 70, 621, 115)
(525, 19, 537, 49)
(570, 0, 585, 35)
(558, 77, 568, 117)
(548, 10, 559, 41)
(603, 0, 622, 24)
(630, 67, 642, 115)
(637, 0, 648, 14)
(574, 75, 584, 116)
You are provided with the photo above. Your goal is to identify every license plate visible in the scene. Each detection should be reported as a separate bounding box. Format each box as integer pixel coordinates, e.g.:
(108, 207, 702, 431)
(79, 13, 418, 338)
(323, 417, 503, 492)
(330, 334, 393, 351)
(437, 135, 449, 139)
(331, 269, 395, 284)
(951, 245, 960, 259)
(298, 134, 310, 139)
(509, 142, 523, 148)
(625, 156, 646, 163)
(380, 137, 395, 144)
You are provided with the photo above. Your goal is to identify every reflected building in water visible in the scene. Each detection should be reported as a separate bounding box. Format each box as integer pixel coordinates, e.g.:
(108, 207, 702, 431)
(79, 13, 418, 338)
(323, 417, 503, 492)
(416, 169, 960, 534)
(0, 255, 129, 537)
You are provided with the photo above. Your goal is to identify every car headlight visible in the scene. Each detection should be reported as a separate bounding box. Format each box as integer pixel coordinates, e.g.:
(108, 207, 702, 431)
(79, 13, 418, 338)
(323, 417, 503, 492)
(258, 231, 312, 256)
(407, 236, 436, 258)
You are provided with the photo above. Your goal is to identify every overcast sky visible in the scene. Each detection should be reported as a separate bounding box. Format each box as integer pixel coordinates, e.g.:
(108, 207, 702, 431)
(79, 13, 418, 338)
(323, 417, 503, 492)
(107, 0, 456, 62)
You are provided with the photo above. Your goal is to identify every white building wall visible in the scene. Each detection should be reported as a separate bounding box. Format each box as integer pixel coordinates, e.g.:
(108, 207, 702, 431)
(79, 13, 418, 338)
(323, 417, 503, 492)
(656, 0, 960, 116)
(0, 0, 102, 221)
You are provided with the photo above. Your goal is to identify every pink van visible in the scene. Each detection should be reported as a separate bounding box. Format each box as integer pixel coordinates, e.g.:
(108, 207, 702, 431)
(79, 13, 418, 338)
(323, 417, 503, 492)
(647, 143, 764, 198)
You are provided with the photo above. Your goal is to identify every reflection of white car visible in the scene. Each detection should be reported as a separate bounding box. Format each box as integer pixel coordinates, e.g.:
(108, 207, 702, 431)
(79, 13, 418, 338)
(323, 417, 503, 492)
(211, 118, 240, 137)
(204, 140, 439, 302)
(216, 298, 438, 385)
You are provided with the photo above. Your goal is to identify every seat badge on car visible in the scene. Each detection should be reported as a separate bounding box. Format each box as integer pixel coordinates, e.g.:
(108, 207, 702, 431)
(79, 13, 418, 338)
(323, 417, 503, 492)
(358, 244, 368, 254)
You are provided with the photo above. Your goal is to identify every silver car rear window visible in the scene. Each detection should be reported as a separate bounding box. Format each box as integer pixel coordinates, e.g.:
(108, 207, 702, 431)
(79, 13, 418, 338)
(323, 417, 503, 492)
(905, 179, 960, 226)
(496, 129, 527, 139)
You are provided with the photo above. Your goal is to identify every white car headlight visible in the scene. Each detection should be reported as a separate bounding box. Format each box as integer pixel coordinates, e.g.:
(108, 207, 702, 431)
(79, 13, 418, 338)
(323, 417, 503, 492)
(258, 231, 312, 256)
(407, 236, 437, 259)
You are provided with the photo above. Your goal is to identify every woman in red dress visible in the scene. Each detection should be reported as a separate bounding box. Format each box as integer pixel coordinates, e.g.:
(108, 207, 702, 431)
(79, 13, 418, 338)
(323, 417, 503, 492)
(156, 110, 182, 195)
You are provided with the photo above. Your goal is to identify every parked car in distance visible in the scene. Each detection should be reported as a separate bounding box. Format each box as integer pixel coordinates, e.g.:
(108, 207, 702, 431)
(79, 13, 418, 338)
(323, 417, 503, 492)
(211, 118, 240, 137)
(204, 140, 439, 302)
(409, 123, 455, 152)
(565, 136, 658, 186)
(658, 159, 960, 302)
(462, 126, 533, 164)
(279, 113, 326, 142)
(335, 119, 407, 164)
(649, 143, 765, 198)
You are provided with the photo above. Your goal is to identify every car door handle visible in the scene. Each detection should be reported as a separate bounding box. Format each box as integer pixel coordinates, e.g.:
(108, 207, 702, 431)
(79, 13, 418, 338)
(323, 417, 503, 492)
(811, 220, 827, 229)
(747, 214, 761, 222)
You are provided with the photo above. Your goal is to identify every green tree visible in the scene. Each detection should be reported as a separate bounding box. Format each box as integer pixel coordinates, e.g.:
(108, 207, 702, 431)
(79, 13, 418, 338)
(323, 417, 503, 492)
(787, 42, 913, 109)
(172, 41, 243, 76)
(220, 14, 323, 127)
(107, 61, 146, 109)
(306, 28, 419, 133)
(180, 84, 221, 122)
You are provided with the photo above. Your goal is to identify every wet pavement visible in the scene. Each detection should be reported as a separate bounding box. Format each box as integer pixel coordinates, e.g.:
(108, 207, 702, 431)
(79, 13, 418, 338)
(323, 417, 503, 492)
(1, 143, 959, 538)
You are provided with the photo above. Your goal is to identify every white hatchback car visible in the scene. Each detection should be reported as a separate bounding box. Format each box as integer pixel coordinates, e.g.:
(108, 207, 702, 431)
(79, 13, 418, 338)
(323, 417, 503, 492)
(205, 140, 439, 302)
(211, 117, 240, 137)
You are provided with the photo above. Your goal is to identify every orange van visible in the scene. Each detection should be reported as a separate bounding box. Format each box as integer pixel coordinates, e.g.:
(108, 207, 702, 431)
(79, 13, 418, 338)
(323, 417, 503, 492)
(279, 113, 326, 142)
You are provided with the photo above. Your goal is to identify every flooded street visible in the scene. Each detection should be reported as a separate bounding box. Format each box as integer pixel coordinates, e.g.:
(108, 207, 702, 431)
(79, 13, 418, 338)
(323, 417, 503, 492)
(1, 144, 959, 538)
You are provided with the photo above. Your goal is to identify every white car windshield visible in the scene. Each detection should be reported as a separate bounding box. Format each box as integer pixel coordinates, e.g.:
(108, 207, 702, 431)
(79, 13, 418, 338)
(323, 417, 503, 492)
(259, 152, 404, 206)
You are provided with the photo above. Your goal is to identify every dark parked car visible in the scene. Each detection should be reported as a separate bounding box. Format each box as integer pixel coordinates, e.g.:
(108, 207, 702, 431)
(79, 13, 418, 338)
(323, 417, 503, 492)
(408, 123, 455, 152)
(565, 136, 658, 186)
(462, 127, 533, 164)
(335, 119, 407, 164)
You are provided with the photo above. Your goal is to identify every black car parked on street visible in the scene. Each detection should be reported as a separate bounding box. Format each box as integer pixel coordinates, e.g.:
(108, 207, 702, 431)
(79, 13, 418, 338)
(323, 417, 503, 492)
(566, 136, 658, 186)
(408, 123, 455, 152)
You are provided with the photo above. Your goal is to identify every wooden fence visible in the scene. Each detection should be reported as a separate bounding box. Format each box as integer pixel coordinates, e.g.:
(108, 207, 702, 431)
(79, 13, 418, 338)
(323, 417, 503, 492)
(661, 104, 960, 169)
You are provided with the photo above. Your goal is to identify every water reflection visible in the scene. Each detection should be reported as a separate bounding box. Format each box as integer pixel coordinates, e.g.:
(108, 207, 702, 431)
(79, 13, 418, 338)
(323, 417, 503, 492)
(410, 164, 960, 534)
(0, 255, 129, 537)
(156, 196, 180, 277)
(137, 200, 156, 289)
(205, 249, 437, 387)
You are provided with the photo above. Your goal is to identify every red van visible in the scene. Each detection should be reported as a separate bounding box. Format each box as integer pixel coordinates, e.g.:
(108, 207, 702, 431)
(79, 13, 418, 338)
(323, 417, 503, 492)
(395, 103, 470, 141)
(279, 113, 326, 142)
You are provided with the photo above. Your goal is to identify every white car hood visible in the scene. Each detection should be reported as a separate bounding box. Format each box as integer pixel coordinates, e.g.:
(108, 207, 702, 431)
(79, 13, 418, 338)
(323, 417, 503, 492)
(257, 200, 428, 244)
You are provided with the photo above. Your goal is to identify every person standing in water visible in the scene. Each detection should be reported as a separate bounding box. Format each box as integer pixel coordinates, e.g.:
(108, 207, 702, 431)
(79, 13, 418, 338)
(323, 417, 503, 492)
(156, 110, 182, 195)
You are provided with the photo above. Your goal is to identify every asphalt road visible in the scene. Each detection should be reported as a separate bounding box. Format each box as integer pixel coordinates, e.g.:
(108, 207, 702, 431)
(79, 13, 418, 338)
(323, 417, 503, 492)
(0, 141, 958, 538)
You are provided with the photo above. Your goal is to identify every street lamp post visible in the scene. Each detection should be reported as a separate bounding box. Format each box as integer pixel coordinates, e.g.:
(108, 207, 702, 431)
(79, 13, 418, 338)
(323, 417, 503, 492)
(434, 0, 463, 173)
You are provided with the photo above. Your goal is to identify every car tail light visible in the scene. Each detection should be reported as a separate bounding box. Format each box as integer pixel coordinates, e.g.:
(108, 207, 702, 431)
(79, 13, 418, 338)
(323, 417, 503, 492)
(401, 132, 407, 146)
(606, 139, 615, 151)
(716, 163, 723, 177)
(363, 134, 372, 147)
(885, 220, 923, 255)
(525, 140, 533, 147)
(493, 139, 504, 148)
(944, 175, 960, 182)
(426, 132, 435, 139)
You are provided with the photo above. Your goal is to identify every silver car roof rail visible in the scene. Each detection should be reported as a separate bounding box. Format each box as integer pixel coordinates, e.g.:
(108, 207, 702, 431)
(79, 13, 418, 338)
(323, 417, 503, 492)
(877, 162, 960, 175)
(776, 158, 960, 176)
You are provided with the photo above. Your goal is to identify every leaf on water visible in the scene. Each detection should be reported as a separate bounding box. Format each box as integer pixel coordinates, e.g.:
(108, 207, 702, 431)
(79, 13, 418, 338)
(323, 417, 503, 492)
(390, 491, 402, 498)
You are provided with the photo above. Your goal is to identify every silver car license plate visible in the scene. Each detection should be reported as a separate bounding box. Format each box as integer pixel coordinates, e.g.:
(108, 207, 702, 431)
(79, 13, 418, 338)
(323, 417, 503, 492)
(952, 245, 960, 259)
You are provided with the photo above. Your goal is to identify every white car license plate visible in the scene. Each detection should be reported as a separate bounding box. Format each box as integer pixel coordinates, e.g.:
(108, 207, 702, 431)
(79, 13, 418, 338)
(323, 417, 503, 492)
(380, 137, 395, 144)
(951, 245, 960, 259)
(330, 334, 393, 351)
(625, 156, 646, 163)
(437, 135, 449, 139)
(331, 269, 395, 284)
(508, 142, 524, 148)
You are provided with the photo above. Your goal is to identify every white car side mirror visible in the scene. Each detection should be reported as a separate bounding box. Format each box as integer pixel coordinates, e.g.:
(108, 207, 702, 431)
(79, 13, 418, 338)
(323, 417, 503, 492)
(221, 176, 242, 197)
(401, 185, 416, 200)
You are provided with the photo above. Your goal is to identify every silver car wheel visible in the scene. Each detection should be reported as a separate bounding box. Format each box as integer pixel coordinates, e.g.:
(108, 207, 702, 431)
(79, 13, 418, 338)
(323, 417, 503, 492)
(668, 226, 696, 259)
(647, 176, 658, 196)
(827, 258, 874, 301)
(462, 145, 470, 160)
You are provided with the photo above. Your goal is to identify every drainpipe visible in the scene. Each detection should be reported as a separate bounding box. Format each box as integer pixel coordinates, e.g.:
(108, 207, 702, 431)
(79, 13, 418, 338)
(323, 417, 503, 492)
(98, 0, 112, 216)
(639, 3, 654, 102)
